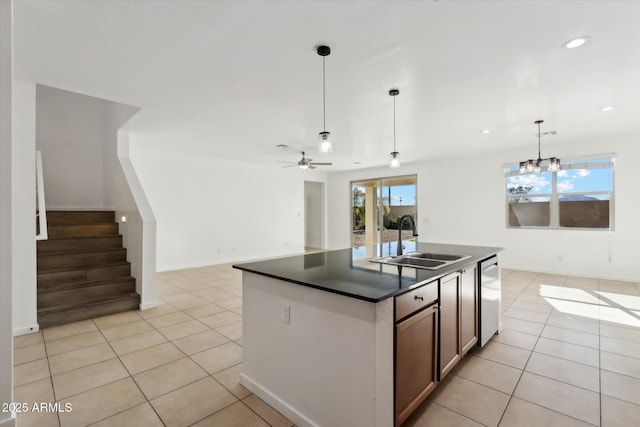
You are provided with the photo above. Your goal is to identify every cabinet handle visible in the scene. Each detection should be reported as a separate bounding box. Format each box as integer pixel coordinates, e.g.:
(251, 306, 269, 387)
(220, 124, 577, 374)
(414, 295, 424, 301)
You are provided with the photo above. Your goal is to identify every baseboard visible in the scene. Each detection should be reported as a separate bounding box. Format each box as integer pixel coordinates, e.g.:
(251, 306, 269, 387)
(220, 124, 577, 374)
(501, 264, 640, 283)
(139, 300, 158, 311)
(0, 414, 16, 427)
(13, 323, 39, 337)
(240, 373, 315, 427)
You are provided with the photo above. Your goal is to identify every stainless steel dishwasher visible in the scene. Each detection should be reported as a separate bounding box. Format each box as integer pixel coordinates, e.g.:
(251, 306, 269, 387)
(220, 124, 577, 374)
(478, 256, 501, 347)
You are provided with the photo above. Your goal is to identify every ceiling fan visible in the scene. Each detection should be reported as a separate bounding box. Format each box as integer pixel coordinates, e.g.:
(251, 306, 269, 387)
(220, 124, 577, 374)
(278, 151, 332, 170)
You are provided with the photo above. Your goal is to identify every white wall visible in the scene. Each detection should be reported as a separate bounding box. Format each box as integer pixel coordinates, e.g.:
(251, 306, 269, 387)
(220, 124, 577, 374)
(101, 102, 158, 309)
(36, 85, 105, 209)
(105, 129, 157, 309)
(129, 146, 326, 270)
(12, 81, 37, 335)
(0, 0, 16, 424)
(327, 136, 640, 282)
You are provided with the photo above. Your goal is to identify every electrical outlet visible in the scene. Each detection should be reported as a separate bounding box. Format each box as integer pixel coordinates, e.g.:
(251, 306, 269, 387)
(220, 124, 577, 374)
(282, 304, 290, 324)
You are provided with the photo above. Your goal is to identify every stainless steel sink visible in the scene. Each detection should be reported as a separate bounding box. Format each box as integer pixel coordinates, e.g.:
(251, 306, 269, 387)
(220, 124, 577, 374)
(404, 252, 468, 261)
(369, 252, 470, 270)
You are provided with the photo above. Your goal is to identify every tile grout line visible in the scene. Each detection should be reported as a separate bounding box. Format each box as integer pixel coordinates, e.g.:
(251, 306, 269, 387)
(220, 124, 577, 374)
(125, 277, 262, 425)
(164, 274, 277, 427)
(90, 315, 169, 427)
(498, 273, 604, 426)
(598, 290, 602, 427)
(43, 329, 63, 427)
(494, 287, 551, 427)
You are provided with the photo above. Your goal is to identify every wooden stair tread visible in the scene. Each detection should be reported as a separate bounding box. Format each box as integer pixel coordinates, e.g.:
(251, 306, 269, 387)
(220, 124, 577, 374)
(44, 234, 121, 240)
(37, 247, 125, 257)
(38, 235, 121, 241)
(38, 292, 139, 315)
(46, 211, 116, 225)
(37, 276, 135, 294)
(37, 260, 130, 274)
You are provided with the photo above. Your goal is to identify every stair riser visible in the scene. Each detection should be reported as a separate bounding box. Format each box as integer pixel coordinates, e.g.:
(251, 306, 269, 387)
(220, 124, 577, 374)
(37, 236, 123, 254)
(38, 250, 127, 272)
(47, 224, 119, 238)
(38, 280, 136, 307)
(38, 264, 131, 288)
(38, 296, 140, 329)
(46, 211, 115, 225)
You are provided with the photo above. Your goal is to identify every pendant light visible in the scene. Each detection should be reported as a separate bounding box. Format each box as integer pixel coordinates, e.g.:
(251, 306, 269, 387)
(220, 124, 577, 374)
(389, 89, 400, 168)
(519, 120, 561, 174)
(317, 45, 332, 153)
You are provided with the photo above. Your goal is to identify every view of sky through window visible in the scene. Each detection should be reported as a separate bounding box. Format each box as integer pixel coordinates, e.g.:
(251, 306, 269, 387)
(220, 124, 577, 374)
(506, 161, 613, 200)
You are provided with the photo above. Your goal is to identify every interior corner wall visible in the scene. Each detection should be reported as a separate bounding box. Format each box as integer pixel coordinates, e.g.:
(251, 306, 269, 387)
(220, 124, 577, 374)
(0, 0, 16, 424)
(101, 101, 158, 310)
(129, 146, 324, 271)
(327, 136, 640, 282)
(36, 85, 105, 209)
(104, 126, 158, 310)
(12, 81, 37, 335)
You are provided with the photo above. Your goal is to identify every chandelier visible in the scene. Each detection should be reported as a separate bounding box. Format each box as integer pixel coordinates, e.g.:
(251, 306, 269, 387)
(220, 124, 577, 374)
(519, 120, 560, 173)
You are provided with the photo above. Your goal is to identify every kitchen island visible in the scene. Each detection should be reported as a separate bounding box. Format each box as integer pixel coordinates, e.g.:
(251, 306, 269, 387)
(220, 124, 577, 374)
(233, 242, 502, 427)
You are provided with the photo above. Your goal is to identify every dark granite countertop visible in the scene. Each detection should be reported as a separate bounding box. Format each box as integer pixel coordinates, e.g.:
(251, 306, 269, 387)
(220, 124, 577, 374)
(233, 242, 502, 303)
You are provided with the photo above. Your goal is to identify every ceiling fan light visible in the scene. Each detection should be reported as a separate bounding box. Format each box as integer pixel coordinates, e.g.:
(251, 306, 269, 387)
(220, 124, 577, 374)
(299, 163, 309, 170)
(318, 131, 332, 153)
(390, 151, 401, 168)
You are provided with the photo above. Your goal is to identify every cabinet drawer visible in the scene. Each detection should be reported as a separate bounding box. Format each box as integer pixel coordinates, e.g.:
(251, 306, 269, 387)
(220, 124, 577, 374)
(396, 281, 438, 321)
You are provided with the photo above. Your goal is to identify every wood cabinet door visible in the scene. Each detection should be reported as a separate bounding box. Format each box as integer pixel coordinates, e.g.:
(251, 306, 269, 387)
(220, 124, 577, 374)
(395, 304, 438, 426)
(439, 273, 461, 380)
(460, 265, 478, 354)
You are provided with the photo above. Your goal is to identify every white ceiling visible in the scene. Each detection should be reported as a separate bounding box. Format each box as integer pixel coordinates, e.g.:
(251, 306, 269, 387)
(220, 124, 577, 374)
(14, 0, 640, 171)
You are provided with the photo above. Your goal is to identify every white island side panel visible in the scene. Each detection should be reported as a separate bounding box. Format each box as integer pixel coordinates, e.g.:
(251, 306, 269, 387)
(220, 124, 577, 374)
(240, 271, 393, 427)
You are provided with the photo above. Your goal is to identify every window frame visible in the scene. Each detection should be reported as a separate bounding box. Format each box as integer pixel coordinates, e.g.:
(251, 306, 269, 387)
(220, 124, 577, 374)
(504, 154, 615, 231)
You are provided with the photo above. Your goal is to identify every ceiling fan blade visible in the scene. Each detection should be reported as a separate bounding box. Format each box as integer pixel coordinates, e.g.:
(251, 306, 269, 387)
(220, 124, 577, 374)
(309, 162, 332, 166)
(282, 164, 298, 168)
(277, 160, 296, 164)
(308, 165, 317, 169)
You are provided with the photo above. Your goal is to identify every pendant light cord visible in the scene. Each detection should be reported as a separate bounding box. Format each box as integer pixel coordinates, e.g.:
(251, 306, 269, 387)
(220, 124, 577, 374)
(393, 94, 397, 152)
(537, 121, 541, 160)
(323, 56, 326, 132)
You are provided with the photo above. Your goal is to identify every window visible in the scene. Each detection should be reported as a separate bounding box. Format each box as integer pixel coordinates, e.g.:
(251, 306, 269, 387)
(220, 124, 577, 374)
(505, 156, 614, 229)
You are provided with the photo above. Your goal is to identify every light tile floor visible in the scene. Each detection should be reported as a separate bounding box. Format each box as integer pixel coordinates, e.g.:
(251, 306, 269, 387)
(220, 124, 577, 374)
(12, 266, 640, 426)
(404, 269, 640, 427)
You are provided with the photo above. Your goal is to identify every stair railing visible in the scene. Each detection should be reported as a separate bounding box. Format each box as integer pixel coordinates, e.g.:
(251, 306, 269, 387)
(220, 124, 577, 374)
(36, 151, 48, 241)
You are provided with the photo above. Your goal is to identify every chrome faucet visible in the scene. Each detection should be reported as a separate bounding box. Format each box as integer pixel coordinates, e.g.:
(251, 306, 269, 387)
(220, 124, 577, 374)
(397, 215, 419, 256)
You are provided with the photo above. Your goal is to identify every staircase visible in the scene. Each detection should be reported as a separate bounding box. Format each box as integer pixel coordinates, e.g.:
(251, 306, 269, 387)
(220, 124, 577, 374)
(37, 211, 140, 328)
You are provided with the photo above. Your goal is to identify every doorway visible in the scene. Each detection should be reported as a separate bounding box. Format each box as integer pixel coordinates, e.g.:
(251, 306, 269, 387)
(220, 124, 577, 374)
(304, 181, 325, 250)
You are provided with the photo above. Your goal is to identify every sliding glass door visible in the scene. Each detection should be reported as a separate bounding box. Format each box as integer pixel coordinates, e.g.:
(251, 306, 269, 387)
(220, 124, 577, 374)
(351, 175, 417, 252)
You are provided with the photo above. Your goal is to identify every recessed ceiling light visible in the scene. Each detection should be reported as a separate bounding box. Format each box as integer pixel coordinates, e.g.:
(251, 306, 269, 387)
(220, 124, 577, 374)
(480, 129, 491, 134)
(276, 144, 288, 148)
(563, 36, 589, 49)
(352, 161, 362, 165)
(599, 106, 615, 112)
